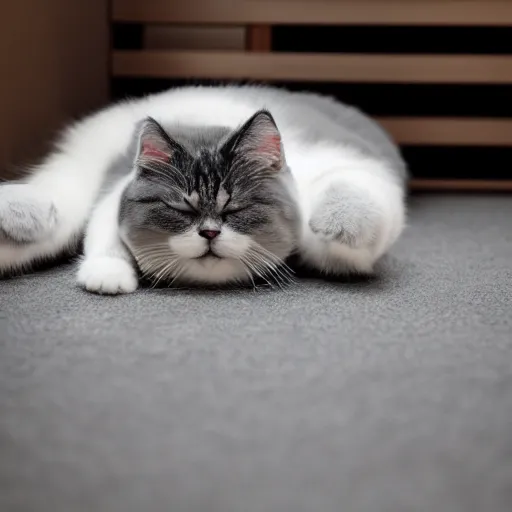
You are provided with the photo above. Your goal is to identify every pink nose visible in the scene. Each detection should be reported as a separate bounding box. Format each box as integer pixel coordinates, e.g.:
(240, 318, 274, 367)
(199, 229, 220, 240)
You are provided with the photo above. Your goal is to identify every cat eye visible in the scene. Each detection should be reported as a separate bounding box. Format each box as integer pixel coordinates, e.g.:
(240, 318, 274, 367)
(172, 198, 199, 216)
(222, 206, 249, 221)
(137, 197, 197, 216)
(166, 202, 197, 217)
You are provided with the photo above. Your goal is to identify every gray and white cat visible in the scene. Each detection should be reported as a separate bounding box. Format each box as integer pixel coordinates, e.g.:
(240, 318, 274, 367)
(0, 86, 406, 293)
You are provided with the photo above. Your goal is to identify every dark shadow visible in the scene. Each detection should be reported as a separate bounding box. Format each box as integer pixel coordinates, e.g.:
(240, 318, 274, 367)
(287, 254, 370, 282)
(138, 274, 280, 295)
(285, 254, 405, 292)
(0, 249, 76, 279)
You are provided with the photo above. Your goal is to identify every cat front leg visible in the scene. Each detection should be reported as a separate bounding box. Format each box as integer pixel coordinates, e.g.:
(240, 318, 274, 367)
(77, 176, 139, 295)
(299, 164, 406, 275)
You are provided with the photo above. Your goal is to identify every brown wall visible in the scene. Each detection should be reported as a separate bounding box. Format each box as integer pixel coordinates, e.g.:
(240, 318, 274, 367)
(0, 0, 109, 178)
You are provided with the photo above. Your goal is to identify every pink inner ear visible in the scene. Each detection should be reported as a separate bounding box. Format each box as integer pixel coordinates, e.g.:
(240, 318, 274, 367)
(257, 134, 281, 156)
(141, 142, 169, 161)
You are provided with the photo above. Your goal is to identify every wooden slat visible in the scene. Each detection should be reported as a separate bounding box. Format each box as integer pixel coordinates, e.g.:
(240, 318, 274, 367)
(144, 26, 245, 51)
(409, 180, 512, 192)
(246, 26, 272, 52)
(113, 0, 512, 26)
(379, 119, 512, 147)
(112, 50, 512, 84)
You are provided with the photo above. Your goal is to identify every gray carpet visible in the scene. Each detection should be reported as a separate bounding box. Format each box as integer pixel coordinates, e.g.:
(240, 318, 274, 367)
(1, 194, 512, 512)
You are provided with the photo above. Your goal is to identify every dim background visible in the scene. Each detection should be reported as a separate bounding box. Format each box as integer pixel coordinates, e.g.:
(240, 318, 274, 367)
(1, 0, 511, 184)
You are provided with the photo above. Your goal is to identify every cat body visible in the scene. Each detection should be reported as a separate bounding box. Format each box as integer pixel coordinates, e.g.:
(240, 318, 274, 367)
(0, 86, 406, 293)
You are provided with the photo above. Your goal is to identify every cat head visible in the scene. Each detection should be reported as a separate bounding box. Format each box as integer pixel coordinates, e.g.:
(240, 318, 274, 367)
(119, 111, 300, 287)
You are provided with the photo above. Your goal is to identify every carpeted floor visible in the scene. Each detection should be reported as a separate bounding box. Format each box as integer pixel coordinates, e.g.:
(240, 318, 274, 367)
(1, 194, 511, 512)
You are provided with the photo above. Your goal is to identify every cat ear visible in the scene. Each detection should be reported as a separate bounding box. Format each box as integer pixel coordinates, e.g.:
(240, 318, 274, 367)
(136, 117, 177, 164)
(224, 110, 285, 172)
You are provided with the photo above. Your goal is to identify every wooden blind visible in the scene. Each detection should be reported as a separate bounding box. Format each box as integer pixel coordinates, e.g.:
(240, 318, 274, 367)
(111, 0, 512, 191)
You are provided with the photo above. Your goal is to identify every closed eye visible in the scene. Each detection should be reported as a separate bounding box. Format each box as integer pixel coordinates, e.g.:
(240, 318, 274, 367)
(222, 206, 249, 220)
(135, 196, 162, 204)
(137, 197, 196, 216)
(167, 202, 196, 216)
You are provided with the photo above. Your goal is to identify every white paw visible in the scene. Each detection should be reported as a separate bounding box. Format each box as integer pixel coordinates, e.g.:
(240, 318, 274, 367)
(308, 184, 381, 249)
(301, 183, 387, 274)
(0, 184, 58, 243)
(77, 257, 138, 295)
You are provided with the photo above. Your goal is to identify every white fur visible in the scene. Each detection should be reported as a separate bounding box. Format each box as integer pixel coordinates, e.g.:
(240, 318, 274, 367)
(0, 87, 406, 292)
(164, 225, 253, 284)
(77, 257, 138, 295)
(77, 175, 138, 294)
(287, 143, 405, 273)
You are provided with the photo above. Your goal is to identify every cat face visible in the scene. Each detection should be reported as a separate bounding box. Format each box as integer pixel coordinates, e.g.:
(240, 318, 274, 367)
(119, 111, 300, 287)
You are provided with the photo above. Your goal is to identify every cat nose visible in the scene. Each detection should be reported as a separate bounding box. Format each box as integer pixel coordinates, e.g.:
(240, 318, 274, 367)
(199, 229, 221, 240)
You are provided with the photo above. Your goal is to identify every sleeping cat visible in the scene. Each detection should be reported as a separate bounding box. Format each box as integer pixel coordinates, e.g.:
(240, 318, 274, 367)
(0, 86, 407, 293)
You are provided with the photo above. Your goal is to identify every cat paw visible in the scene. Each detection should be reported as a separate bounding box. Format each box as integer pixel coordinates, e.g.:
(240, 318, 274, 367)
(0, 184, 58, 243)
(308, 184, 381, 249)
(77, 257, 139, 295)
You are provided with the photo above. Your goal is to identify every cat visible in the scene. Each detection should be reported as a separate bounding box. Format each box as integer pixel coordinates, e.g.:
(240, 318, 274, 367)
(0, 85, 407, 293)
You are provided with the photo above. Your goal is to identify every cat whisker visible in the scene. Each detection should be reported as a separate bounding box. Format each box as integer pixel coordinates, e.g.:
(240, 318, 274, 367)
(240, 256, 274, 289)
(253, 244, 295, 277)
(246, 253, 293, 289)
(151, 261, 178, 288)
(239, 257, 265, 291)
(251, 249, 296, 287)
(168, 261, 187, 287)
(133, 249, 181, 288)
(249, 254, 286, 290)
(246, 248, 295, 289)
